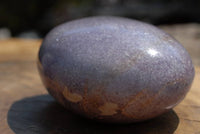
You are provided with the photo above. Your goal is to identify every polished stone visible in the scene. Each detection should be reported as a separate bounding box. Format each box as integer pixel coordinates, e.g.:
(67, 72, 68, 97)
(38, 16, 195, 123)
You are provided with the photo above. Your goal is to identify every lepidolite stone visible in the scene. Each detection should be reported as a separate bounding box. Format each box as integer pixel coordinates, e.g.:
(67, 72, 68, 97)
(38, 16, 195, 123)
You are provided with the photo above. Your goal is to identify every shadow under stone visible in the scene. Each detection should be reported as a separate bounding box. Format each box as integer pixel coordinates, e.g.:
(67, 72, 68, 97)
(7, 95, 179, 134)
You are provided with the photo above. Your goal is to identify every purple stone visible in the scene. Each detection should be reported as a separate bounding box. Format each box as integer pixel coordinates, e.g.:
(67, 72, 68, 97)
(38, 16, 195, 123)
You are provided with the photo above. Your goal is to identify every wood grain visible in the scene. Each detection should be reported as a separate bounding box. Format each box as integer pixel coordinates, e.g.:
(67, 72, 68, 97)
(0, 37, 199, 134)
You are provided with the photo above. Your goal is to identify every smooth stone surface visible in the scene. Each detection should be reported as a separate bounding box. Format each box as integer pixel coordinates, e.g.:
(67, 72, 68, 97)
(38, 16, 195, 123)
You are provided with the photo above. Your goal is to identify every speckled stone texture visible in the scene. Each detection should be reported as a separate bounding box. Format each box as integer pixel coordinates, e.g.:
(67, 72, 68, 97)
(38, 16, 195, 123)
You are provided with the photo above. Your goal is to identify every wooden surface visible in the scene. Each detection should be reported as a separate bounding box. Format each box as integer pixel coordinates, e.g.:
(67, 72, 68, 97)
(0, 24, 200, 134)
